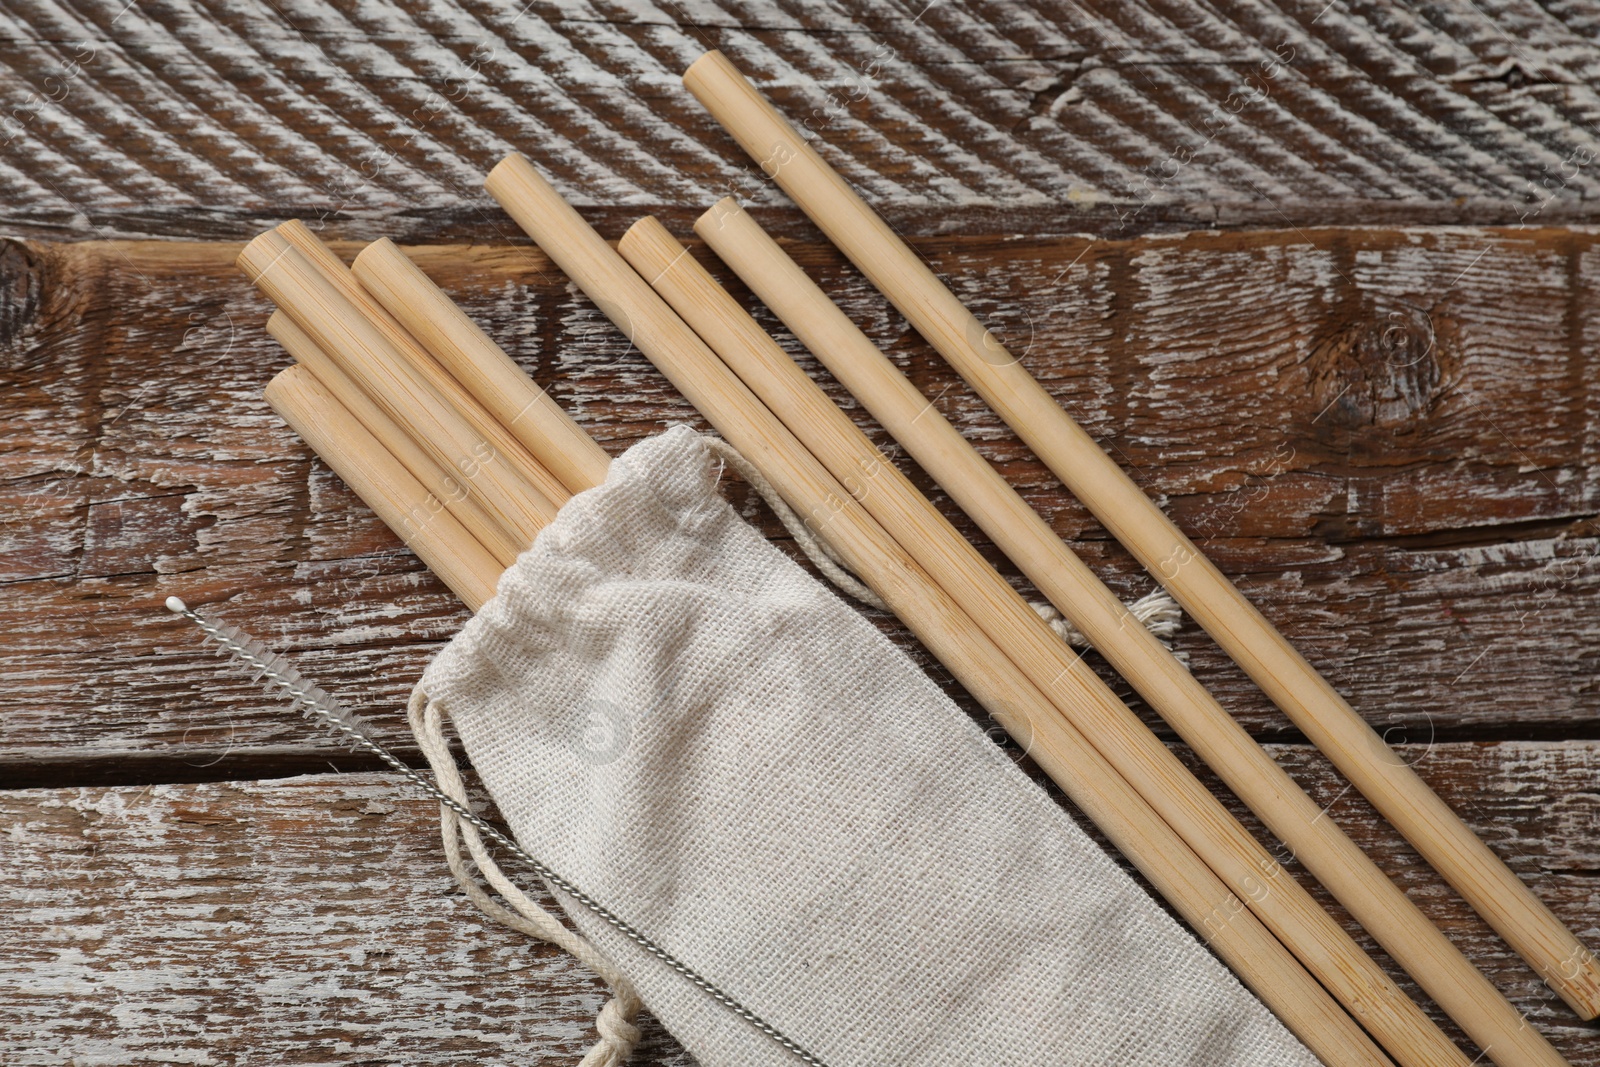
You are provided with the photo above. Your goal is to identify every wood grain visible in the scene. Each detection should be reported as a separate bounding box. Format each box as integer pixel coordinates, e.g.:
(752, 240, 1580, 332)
(3, 0, 1596, 1057)
(5, 1, 1600, 243)
(2, 229, 1596, 785)
(0, 743, 1595, 1065)
(0, 772, 690, 1066)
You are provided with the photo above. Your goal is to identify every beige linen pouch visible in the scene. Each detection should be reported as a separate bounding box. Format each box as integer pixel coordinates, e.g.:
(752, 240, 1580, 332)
(410, 425, 1317, 1067)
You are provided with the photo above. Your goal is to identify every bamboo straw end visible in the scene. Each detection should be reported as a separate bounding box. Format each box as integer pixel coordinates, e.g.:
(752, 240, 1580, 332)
(485, 152, 541, 198)
(275, 219, 315, 244)
(350, 236, 403, 277)
(263, 364, 314, 429)
(681, 48, 735, 93)
(236, 229, 292, 281)
(694, 196, 747, 240)
(264, 307, 290, 341)
(485, 154, 571, 232)
(617, 216, 684, 283)
(619, 215, 667, 245)
(262, 361, 307, 399)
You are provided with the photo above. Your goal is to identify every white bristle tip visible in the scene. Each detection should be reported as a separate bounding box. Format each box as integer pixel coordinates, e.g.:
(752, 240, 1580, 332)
(165, 596, 189, 614)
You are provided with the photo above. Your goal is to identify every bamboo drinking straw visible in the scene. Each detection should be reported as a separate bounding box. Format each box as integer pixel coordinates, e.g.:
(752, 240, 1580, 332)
(682, 47, 1600, 1021)
(349, 238, 611, 497)
(238, 232, 555, 552)
(621, 215, 1471, 1067)
(267, 311, 524, 568)
(265, 364, 501, 612)
(692, 201, 1571, 1067)
(485, 152, 1391, 1067)
(274, 221, 577, 514)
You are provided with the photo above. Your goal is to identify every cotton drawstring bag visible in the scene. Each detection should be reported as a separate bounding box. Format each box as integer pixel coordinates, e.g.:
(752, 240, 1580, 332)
(408, 425, 1318, 1067)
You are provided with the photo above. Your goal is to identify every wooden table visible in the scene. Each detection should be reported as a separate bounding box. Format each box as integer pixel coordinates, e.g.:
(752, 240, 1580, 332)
(2, 2, 1596, 1064)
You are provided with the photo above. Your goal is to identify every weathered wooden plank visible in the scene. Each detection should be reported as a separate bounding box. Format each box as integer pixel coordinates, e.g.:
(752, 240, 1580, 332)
(1181, 740, 1600, 1061)
(0, 772, 690, 1066)
(1, 742, 1595, 1064)
(4, 1, 1600, 243)
(2, 228, 1597, 782)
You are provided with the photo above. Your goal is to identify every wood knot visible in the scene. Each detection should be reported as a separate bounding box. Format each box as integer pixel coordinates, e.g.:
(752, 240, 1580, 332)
(1309, 299, 1450, 427)
(0, 239, 49, 373)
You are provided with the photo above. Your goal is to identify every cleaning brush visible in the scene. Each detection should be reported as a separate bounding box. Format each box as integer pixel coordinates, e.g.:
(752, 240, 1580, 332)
(162, 595, 828, 1067)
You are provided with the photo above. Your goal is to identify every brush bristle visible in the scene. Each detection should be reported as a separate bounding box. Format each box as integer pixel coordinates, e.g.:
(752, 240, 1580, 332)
(179, 606, 379, 753)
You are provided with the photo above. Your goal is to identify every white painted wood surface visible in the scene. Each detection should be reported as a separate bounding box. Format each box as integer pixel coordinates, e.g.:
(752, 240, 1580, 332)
(0, 773, 691, 1065)
(3, 1, 1600, 241)
(1, 745, 1596, 1064)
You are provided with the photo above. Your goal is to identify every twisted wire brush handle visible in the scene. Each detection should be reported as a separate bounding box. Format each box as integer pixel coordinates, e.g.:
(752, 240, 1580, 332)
(163, 595, 829, 1067)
